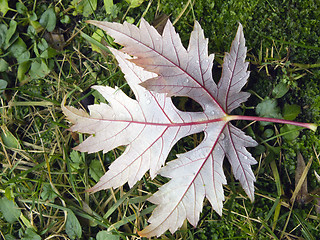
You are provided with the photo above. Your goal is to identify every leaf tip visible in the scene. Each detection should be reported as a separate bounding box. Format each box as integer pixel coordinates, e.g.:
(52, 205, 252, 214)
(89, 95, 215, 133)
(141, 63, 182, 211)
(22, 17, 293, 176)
(85, 20, 99, 25)
(137, 228, 154, 238)
(61, 95, 67, 107)
(85, 185, 99, 193)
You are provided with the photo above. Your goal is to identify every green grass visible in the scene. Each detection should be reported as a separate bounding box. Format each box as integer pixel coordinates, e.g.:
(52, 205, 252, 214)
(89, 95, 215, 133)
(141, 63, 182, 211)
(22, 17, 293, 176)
(0, 0, 319, 239)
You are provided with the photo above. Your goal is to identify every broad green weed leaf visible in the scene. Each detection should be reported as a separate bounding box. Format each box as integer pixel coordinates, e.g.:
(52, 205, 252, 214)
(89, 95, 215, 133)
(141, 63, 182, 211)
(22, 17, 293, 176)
(4, 186, 14, 201)
(89, 159, 104, 182)
(41, 184, 58, 201)
(75, 0, 97, 17)
(69, 150, 83, 170)
(40, 47, 58, 58)
(283, 103, 301, 121)
(20, 214, 37, 231)
(90, 29, 104, 53)
(16, 2, 28, 14)
(0, 79, 7, 93)
(126, 0, 145, 8)
(0, 126, 21, 149)
(40, 8, 56, 32)
(272, 82, 289, 98)
(104, 0, 113, 14)
(9, 37, 30, 63)
(280, 125, 301, 141)
(263, 128, 274, 139)
(4, 234, 15, 240)
(0, 24, 7, 47)
(28, 11, 37, 21)
(22, 228, 41, 240)
(5, 20, 18, 48)
(83, 0, 97, 17)
(37, 38, 49, 51)
(66, 210, 82, 240)
(17, 61, 31, 82)
(256, 98, 282, 126)
(256, 98, 282, 118)
(0, 197, 21, 223)
(96, 230, 119, 240)
(0, 59, 8, 72)
(0, 0, 9, 16)
(29, 60, 50, 79)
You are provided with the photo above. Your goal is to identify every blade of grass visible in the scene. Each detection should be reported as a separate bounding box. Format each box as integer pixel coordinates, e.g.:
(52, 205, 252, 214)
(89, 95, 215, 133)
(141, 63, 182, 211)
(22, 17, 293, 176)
(103, 182, 139, 219)
(63, 145, 82, 206)
(6, 162, 46, 184)
(254, 30, 320, 50)
(269, 160, 282, 231)
(259, 217, 279, 240)
(293, 212, 315, 240)
(108, 205, 156, 231)
(80, 31, 111, 54)
(290, 156, 313, 203)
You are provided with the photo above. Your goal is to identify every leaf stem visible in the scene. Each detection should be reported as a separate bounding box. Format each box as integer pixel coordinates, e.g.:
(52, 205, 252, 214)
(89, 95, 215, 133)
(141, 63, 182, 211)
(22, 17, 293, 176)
(225, 115, 318, 132)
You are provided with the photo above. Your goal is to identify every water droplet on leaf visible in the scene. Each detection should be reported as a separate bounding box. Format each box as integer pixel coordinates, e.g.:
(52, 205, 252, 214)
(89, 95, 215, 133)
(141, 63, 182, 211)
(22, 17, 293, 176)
(220, 133, 225, 140)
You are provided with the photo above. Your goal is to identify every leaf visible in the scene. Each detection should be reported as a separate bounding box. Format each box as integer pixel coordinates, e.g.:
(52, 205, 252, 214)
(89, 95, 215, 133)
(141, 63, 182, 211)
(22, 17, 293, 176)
(96, 230, 119, 240)
(62, 19, 257, 237)
(9, 37, 30, 63)
(66, 210, 82, 240)
(4, 234, 15, 240)
(5, 20, 18, 48)
(40, 184, 58, 201)
(282, 103, 300, 121)
(256, 98, 282, 119)
(16, 2, 28, 15)
(74, 0, 97, 17)
(126, 0, 145, 8)
(104, 0, 113, 14)
(256, 98, 282, 126)
(0, 79, 7, 93)
(22, 228, 41, 240)
(90, 29, 104, 53)
(89, 159, 104, 182)
(0, 197, 21, 223)
(69, 150, 84, 170)
(62, 18, 315, 237)
(0, 24, 7, 47)
(39, 8, 56, 32)
(0, 59, 9, 72)
(17, 61, 31, 82)
(280, 124, 301, 141)
(0, 0, 9, 16)
(0, 125, 21, 149)
(29, 59, 50, 79)
(272, 82, 289, 98)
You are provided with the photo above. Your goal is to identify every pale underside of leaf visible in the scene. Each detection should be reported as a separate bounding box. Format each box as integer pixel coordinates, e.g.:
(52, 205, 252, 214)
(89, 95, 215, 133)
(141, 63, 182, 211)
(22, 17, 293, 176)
(87, 19, 224, 117)
(139, 125, 227, 237)
(62, 18, 259, 237)
(62, 48, 208, 190)
(216, 23, 251, 113)
(222, 124, 257, 200)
